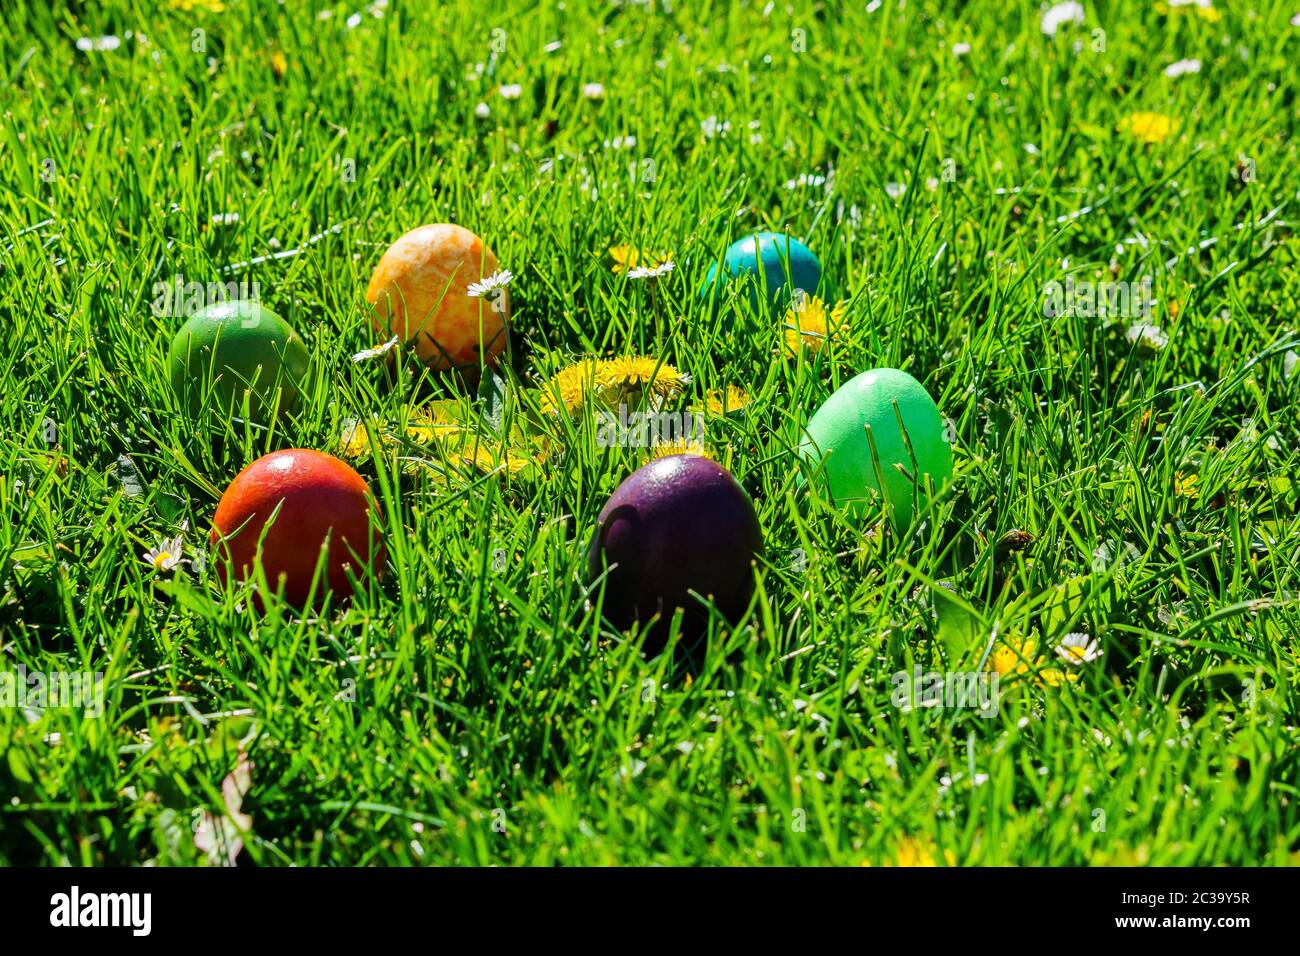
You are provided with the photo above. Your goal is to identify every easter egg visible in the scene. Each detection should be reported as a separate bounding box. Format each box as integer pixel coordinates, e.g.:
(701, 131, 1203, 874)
(800, 368, 952, 531)
(700, 231, 821, 317)
(587, 454, 764, 655)
(366, 223, 509, 371)
(167, 300, 310, 424)
(211, 449, 385, 606)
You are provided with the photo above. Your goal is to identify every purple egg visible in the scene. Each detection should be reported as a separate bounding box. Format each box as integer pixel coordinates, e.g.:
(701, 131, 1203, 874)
(587, 454, 764, 655)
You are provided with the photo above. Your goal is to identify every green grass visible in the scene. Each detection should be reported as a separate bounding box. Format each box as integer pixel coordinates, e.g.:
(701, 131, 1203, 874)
(3, 0, 1299, 866)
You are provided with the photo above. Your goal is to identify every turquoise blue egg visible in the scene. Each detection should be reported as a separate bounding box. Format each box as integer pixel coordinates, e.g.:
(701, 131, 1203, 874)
(700, 232, 822, 317)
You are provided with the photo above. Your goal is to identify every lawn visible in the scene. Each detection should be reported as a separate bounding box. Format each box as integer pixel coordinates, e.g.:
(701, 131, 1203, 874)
(2, 0, 1299, 866)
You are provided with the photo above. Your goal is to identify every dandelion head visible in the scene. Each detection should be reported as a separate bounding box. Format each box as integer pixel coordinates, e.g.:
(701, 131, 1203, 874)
(540, 359, 600, 416)
(1174, 472, 1200, 499)
(991, 636, 1037, 677)
(608, 244, 672, 275)
(1119, 111, 1178, 145)
(704, 385, 753, 416)
(405, 405, 460, 446)
(783, 297, 848, 355)
(338, 420, 374, 459)
(646, 437, 712, 463)
(595, 356, 688, 404)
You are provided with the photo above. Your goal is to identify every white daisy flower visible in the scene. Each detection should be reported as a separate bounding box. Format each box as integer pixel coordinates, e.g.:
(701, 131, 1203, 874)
(885, 181, 907, 199)
(1164, 58, 1201, 77)
(352, 336, 399, 363)
(1126, 322, 1169, 351)
(700, 115, 731, 138)
(210, 212, 240, 227)
(143, 524, 187, 573)
(582, 82, 606, 100)
(467, 269, 513, 297)
(498, 84, 523, 100)
(474, 102, 491, 119)
(1055, 632, 1102, 666)
(627, 261, 675, 280)
(952, 42, 972, 57)
(1041, 1, 1085, 36)
(784, 173, 827, 190)
(346, 12, 363, 29)
(76, 35, 122, 52)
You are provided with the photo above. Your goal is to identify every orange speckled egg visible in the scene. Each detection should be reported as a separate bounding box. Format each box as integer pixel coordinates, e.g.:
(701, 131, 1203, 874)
(365, 223, 509, 371)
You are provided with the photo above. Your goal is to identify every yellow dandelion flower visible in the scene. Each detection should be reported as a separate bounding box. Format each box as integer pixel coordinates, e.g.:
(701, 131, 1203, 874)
(1119, 112, 1178, 145)
(439, 431, 533, 478)
(539, 358, 600, 416)
(1155, 1, 1222, 22)
(540, 356, 687, 415)
(1174, 472, 1200, 499)
(991, 636, 1037, 678)
(608, 244, 672, 276)
(991, 635, 1079, 685)
(872, 837, 956, 867)
(338, 420, 374, 459)
(704, 385, 753, 416)
(269, 50, 288, 80)
(168, 0, 226, 12)
(1039, 667, 1080, 687)
(404, 405, 460, 445)
(646, 438, 712, 463)
(595, 356, 688, 405)
(400, 456, 458, 483)
(783, 296, 848, 355)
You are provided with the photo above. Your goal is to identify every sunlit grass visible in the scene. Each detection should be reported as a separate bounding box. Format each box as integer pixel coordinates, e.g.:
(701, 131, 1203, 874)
(1, 0, 1298, 865)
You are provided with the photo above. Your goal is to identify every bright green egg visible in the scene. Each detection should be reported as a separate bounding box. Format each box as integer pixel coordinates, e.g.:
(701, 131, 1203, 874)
(166, 300, 310, 425)
(800, 368, 952, 531)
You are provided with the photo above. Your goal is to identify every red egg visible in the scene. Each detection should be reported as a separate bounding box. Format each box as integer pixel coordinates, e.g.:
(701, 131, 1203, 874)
(210, 449, 385, 605)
